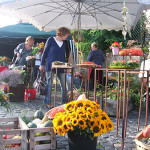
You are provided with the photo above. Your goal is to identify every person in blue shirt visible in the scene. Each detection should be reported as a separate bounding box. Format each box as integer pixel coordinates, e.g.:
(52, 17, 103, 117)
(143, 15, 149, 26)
(87, 42, 105, 89)
(39, 27, 71, 109)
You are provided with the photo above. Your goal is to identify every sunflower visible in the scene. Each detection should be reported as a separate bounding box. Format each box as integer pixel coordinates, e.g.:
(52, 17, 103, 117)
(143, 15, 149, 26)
(57, 126, 63, 136)
(62, 123, 69, 132)
(106, 120, 114, 131)
(69, 112, 77, 119)
(66, 123, 73, 131)
(78, 118, 87, 129)
(87, 107, 94, 114)
(76, 108, 85, 116)
(86, 113, 93, 121)
(65, 101, 75, 111)
(53, 116, 63, 128)
(85, 100, 92, 108)
(75, 100, 85, 108)
(72, 118, 78, 126)
(100, 121, 107, 133)
(90, 124, 102, 137)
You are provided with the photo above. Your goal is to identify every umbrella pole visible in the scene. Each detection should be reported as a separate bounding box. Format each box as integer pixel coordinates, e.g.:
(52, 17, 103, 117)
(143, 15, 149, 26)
(77, 2, 81, 64)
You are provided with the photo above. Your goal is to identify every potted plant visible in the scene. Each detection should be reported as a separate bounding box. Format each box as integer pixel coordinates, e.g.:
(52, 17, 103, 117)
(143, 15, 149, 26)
(110, 42, 121, 55)
(0, 69, 26, 102)
(52, 94, 114, 150)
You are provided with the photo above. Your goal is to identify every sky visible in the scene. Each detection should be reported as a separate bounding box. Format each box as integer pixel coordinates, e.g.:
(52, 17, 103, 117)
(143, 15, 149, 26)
(0, 8, 19, 28)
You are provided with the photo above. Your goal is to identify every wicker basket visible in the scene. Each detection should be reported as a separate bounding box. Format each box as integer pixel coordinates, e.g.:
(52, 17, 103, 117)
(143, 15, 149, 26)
(135, 125, 150, 150)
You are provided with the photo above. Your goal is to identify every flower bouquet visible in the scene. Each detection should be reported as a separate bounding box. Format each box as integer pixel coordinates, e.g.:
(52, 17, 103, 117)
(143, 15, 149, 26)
(52, 94, 113, 140)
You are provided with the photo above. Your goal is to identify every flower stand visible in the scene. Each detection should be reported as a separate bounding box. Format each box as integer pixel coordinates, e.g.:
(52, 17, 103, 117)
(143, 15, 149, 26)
(68, 131, 97, 150)
(112, 46, 119, 55)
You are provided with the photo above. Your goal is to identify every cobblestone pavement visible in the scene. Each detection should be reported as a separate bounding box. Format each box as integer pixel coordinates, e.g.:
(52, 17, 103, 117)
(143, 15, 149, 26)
(0, 94, 149, 150)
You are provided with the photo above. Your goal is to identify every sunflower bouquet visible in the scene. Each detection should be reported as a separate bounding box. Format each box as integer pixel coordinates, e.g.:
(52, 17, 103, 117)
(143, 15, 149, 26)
(52, 95, 113, 139)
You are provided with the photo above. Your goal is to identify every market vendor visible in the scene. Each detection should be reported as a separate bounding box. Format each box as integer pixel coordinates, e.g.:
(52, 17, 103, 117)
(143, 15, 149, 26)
(87, 42, 105, 89)
(14, 36, 34, 66)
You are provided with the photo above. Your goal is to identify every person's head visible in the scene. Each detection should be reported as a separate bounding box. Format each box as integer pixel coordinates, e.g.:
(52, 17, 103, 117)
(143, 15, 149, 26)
(25, 36, 34, 47)
(91, 42, 98, 50)
(56, 27, 71, 41)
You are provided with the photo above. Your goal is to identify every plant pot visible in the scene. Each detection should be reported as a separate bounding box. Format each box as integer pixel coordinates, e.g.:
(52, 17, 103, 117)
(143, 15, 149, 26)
(5, 84, 25, 102)
(68, 131, 97, 150)
(112, 47, 119, 55)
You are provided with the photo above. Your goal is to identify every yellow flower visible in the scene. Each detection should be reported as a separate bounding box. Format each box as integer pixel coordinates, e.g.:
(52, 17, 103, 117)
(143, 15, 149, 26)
(66, 123, 73, 131)
(78, 118, 87, 129)
(65, 101, 75, 111)
(91, 124, 102, 137)
(100, 121, 107, 133)
(75, 100, 85, 108)
(106, 120, 114, 131)
(62, 123, 69, 132)
(72, 118, 78, 126)
(54, 116, 63, 127)
(87, 107, 94, 114)
(85, 100, 92, 108)
(69, 112, 77, 119)
(76, 108, 85, 116)
(86, 113, 93, 121)
(2, 94, 6, 100)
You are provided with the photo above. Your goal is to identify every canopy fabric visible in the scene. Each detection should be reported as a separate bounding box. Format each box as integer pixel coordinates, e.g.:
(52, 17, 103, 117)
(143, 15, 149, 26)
(1, 0, 150, 32)
(0, 23, 56, 38)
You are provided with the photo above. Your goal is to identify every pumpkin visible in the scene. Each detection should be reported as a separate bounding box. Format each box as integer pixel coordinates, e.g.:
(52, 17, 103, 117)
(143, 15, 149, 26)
(34, 110, 44, 120)
(27, 122, 37, 128)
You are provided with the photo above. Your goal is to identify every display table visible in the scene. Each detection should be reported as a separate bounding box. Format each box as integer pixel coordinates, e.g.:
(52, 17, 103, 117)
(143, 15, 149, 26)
(50, 65, 74, 107)
(0, 66, 8, 73)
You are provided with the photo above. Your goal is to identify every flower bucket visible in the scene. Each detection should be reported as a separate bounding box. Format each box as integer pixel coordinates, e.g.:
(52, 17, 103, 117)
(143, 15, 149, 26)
(112, 47, 119, 55)
(24, 89, 36, 100)
(68, 131, 97, 150)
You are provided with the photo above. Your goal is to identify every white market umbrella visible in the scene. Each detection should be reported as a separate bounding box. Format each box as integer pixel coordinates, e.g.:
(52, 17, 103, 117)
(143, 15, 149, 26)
(1, 0, 150, 62)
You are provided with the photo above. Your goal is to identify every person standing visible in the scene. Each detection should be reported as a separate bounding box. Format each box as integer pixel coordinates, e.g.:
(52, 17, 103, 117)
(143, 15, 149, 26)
(39, 27, 71, 109)
(87, 42, 105, 89)
(14, 36, 34, 66)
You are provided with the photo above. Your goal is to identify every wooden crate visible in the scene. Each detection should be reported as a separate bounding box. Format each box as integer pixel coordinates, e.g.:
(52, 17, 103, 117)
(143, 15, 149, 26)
(0, 117, 28, 150)
(21, 117, 56, 150)
(135, 125, 150, 150)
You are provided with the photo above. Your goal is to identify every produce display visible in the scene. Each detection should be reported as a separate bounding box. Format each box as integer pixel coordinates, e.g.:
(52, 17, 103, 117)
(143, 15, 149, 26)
(82, 61, 96, 65)
(119, 48, 143, 56)
(52, 61, 72, 66)
(109, 60, 140, 69)
(77, 61, 98, 68)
